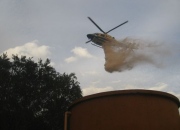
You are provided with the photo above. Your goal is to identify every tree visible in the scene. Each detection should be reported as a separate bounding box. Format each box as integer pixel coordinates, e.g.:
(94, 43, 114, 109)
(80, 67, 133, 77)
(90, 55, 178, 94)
(0, 53, 82, 130)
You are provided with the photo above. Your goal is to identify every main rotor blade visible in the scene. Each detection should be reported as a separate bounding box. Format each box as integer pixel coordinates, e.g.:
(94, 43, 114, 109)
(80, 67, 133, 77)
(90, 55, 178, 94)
(106, 21, 128, 34)
(88, 17, 106, 34)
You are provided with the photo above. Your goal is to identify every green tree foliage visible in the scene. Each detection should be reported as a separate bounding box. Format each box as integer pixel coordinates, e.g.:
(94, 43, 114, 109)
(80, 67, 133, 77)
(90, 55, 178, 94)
(0, 53, 82, 130)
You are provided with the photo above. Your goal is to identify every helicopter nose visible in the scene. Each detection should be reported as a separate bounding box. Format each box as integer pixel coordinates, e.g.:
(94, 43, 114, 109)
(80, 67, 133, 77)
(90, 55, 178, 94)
(87, 34, 94, 39)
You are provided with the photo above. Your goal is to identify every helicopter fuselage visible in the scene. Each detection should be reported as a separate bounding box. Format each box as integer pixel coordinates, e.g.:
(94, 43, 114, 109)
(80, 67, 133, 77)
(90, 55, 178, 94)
(87, 33, 116, 46)
(86, 17, 128, 48)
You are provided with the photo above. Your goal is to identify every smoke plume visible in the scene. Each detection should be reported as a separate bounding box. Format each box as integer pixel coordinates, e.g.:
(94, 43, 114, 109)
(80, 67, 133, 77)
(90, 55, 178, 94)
(102, 37, 170, 73)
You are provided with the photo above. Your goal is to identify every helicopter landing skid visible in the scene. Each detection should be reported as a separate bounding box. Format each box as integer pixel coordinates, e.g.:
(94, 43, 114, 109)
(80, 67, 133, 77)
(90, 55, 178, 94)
(91, 43, 102, 48)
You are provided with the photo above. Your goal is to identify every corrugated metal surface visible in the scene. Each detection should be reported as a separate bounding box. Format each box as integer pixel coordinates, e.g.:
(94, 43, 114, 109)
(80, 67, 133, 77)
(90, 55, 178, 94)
(66, 89, 180, 130)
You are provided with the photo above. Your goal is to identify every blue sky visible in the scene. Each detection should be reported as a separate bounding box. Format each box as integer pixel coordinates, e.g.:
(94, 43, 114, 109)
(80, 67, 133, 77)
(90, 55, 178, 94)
(0, 0, 180, 98)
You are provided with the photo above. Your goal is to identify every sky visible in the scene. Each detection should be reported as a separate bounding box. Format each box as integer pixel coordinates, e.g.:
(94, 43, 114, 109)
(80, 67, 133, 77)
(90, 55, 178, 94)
(0, 0, 180, 100)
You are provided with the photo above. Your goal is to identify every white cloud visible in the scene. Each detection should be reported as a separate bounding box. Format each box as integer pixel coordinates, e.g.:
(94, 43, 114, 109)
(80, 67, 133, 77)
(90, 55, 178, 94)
(82, 86, 114, 96)
(64, 56, 77, 63)
(149, 82, 167, 91)
(72, 47, 93, 58)
(65, 47, 94, 63)
(3, 40, 51, 60)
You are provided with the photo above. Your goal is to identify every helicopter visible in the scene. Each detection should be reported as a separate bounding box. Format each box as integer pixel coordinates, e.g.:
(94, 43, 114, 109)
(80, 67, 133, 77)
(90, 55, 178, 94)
(86, 17, 128, 48)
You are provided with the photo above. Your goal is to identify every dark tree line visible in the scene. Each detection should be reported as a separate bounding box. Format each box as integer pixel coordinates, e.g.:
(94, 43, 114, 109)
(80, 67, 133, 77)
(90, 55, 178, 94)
(0, 53, 82, 130)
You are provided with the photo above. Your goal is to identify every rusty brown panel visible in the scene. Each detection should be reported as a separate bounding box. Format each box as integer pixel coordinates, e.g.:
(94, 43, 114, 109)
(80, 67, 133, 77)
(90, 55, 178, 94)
(66, 89, 180, 130)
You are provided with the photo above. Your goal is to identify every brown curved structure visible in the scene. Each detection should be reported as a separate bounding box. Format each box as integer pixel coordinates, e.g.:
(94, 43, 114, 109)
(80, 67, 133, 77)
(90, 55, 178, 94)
(65, 89, 180, 130)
